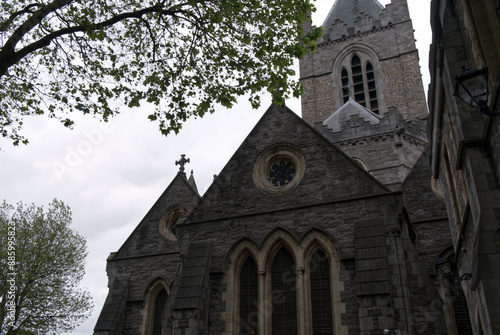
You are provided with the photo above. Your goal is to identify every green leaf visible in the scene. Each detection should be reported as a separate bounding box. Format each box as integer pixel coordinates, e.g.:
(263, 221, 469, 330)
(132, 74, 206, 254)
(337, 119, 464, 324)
(0, 0, 322, 144)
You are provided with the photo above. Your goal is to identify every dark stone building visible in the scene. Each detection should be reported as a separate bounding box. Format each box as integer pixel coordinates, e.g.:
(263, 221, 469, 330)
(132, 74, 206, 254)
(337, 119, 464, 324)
(428, 0, 500, 334)
(93, 0, 475, 334)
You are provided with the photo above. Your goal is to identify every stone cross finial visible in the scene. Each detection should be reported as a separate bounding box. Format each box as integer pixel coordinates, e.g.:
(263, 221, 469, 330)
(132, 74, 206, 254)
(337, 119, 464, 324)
(175, 154, 190, 175)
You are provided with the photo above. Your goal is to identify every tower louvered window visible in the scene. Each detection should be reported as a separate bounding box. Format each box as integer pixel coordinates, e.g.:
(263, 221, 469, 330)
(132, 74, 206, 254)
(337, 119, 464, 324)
(310, 249, 334, 334)
(152, 289, 168, 335)
(366, 62, 379, 114)
(271, 248, 297, 335)
(351, 55, 365, 106)
(341, 68, 350, 103)
(341, 54, 380, 114)
(239, 257, 258, 335)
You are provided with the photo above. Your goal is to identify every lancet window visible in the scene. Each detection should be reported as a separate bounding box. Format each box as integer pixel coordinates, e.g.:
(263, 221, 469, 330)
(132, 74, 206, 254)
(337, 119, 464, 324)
(271, 247, 297, 334)
(239, 256, 259, 334)
(143, 280, 170, 335)
(152, 289, 168, 335)
(337, 52, 380, 114)
(227, 232, 345, 335)
(310, 249, 334, 334)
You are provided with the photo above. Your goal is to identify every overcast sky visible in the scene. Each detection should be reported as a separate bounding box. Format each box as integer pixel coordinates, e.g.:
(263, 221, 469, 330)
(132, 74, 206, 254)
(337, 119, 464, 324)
(0, 1, 432, 334)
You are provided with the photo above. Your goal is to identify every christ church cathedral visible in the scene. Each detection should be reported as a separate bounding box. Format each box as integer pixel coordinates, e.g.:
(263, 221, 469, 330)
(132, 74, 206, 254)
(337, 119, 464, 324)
(93, 0, 483, 334)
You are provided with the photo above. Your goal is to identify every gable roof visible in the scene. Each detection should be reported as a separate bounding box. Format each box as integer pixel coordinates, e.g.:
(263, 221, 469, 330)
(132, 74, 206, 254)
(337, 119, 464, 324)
(185, 103, 390, 223)
(172, 240, 211, 310)
(112, 173, 201, 259)
(323, 0, 385, 28)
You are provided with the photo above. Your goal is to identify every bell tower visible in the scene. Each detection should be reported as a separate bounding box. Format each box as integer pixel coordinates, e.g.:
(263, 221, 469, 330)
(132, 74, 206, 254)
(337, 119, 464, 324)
(299, 0, 429, 189)
(300, 0, 427, 125)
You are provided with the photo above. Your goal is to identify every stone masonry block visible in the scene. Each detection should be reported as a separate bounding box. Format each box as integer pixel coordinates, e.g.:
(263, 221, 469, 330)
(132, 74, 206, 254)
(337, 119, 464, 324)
(357, 269, 389, 282)
(355, 226, 387, 238)
(356, 258, 388, 271)
(357, 281, 390, 296)
(356, 236, 387, 248)
(188, 318, 200, 328)
(479, 254, 500, 278)
(359, 316, 374, 330)
(378, 315, 395, 329)
(356, 246, 387, 259)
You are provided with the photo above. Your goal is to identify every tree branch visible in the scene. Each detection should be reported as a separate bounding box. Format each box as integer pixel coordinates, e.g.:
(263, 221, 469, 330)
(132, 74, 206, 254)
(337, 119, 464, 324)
(0, 3, 188, 77)
(0, 3, 45, 31)
(2, 0, 74, 54)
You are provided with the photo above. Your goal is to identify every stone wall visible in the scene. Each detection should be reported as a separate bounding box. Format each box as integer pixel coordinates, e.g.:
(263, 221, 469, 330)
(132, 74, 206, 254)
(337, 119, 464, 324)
(300, 1, 427, 125)
(317, 107, 428, 188)
(168, 106, 450, 335)
(176, 192, 450, 334)
(94, 174, 200, 334)
(428, 0, 500, 333)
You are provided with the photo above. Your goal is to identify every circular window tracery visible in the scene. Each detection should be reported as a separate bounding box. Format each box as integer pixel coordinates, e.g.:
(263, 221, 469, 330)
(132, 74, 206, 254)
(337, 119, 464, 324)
(253, 144, 305, 195)
(268, 159, 297, 187)
(159, 205, 189, 241)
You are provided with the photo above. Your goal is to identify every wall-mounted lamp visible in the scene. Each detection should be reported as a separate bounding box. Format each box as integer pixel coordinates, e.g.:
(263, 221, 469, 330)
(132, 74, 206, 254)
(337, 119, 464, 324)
(383, 329, 401, 335)
(436, 257, 472, 283)
(454, 66, 498, 116)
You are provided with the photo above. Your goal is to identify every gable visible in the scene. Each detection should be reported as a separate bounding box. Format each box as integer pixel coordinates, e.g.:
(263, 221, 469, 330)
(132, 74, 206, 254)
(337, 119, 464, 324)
(187, 104, 389, 223)
(113, 174, 200, 259)
(323, 99, 382, 133)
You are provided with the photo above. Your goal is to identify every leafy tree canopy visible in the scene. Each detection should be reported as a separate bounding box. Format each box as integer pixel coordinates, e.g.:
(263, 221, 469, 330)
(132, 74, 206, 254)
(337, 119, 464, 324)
(0, 0, 323, 145)
(0, 199, 92, 334)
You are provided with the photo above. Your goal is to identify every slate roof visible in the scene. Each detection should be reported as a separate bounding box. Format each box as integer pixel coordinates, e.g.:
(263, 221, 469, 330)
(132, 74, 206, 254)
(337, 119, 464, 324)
(93, 275, 129, 332)
(323, 0, 385, 28)
(172, 240, 211, 310)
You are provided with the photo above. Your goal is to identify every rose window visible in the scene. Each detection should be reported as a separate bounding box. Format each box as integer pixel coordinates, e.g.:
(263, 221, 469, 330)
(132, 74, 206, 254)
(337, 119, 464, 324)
(268, 160, 297, 187)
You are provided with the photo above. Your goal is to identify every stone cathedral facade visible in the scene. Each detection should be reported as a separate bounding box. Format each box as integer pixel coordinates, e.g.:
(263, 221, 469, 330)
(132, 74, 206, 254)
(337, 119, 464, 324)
(93, 1, 475, 334)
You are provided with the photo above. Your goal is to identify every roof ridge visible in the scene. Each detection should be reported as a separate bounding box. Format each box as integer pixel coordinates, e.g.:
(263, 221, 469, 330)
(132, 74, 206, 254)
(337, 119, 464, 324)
(322, 0, 385, 29)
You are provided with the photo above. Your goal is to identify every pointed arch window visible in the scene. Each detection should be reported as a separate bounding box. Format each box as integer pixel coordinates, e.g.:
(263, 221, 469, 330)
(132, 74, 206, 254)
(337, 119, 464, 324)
(351, 55, 365, 105)
(341, 68, 350, 103)
(239, 256, 258, 335)
(310, 248, 334, 334)
(228, 232, 346, 335)
(152, 289, 168, 335)
(339, 53, 380, 114)
(366, 62, 379, 113)
(271, 248, 297, 335)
